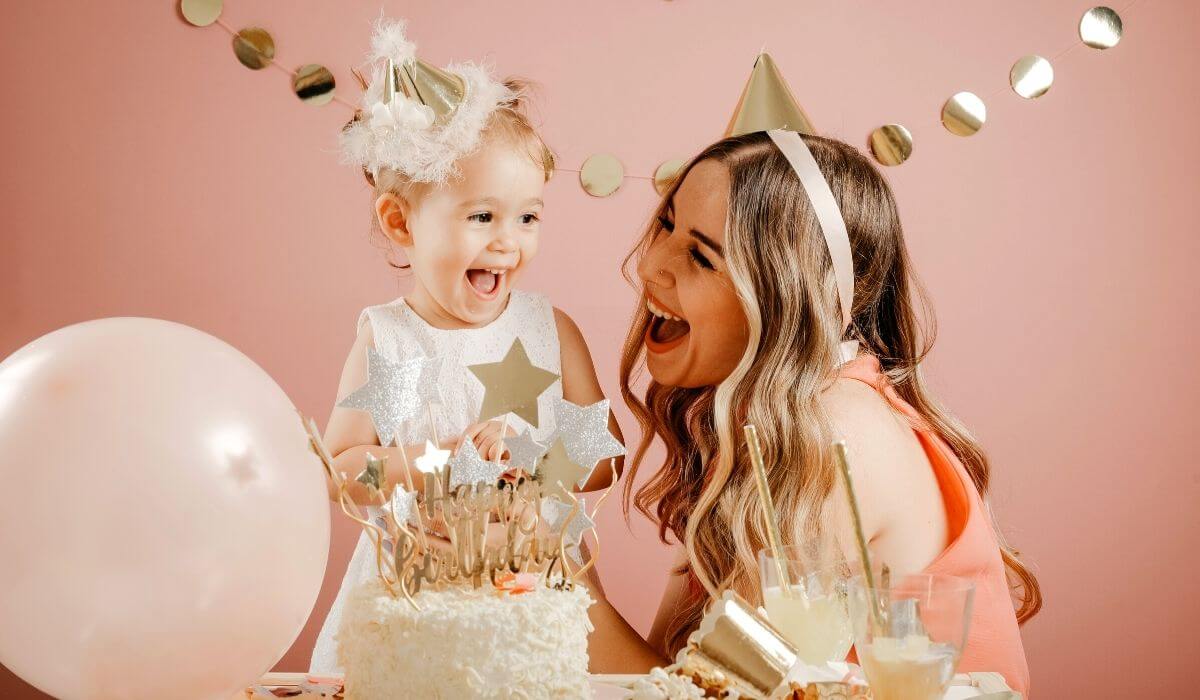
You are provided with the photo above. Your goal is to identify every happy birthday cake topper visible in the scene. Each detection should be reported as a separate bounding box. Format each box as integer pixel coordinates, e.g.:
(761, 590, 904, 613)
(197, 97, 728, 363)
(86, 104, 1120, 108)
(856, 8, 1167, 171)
(305, 337, 624, 608)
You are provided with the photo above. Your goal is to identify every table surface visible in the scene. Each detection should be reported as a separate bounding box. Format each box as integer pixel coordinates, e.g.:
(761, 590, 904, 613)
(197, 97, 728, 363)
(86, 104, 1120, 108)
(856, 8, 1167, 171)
(243, 671, 1018, 699)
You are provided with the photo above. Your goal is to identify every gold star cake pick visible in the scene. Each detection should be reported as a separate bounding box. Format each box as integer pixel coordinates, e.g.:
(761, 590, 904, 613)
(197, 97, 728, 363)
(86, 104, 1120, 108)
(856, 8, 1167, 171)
(467, 338, 559, 427)
(536, 438, 590, 502)
(356, 452, 389, 501)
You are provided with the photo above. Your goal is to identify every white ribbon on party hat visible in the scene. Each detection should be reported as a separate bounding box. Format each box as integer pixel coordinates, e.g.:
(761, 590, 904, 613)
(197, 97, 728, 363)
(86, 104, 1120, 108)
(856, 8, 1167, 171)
(766, 129, 860, 364)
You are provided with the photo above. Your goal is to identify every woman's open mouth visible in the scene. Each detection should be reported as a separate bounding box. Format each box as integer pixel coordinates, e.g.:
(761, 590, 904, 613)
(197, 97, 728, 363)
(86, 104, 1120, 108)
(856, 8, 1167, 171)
(645, 296, 690, 353)
(466, 268, 506, 300)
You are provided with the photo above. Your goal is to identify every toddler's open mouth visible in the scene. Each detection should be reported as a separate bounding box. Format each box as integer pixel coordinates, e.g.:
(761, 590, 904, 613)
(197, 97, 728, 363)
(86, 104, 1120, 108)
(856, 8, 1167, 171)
(466, 268, 506, 299)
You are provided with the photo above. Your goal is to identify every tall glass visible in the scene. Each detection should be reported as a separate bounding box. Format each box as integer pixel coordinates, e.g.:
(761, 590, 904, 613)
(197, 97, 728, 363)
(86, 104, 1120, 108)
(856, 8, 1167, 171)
(848, 573, 974, 700)
(757, 545, 853, 665)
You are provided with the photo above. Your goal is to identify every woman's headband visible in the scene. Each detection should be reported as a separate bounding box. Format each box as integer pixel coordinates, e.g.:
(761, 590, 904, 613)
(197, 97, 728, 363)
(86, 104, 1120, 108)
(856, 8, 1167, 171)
(765, 129, 859, 363)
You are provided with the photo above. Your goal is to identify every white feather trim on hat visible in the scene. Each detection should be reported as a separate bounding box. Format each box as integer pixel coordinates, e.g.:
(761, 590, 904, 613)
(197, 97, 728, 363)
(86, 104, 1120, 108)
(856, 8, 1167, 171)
(340, 18, 513, 184)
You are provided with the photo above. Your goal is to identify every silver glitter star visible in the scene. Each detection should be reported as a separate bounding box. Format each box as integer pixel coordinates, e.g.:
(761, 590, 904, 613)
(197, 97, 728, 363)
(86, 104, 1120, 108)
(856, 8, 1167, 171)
(338, 349, 435, 446)
(448, 438, 507, 489)
(548, 398, 624, 483)
(389, 487, 417, 528)
(541, 496, 594, 565)
(506, 429, 547, 471)
(413, 439, 451, 474)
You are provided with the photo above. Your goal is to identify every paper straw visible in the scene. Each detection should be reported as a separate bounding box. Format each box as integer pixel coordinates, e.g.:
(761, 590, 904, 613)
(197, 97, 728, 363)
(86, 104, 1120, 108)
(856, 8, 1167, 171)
(832, 440, 885, 633)
(744, 425, 793, 597)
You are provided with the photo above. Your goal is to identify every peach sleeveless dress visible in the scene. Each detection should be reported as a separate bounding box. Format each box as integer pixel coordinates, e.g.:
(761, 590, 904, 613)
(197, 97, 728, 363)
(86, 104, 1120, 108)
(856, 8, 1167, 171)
(837, 355, 1029, 695)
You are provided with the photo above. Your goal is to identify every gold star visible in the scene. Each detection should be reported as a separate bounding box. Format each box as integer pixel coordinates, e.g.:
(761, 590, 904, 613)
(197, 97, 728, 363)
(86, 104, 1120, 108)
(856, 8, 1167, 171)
(356, 453, 389, 500)
(467, 339, 559, 427)
(537, 438, 590, 502)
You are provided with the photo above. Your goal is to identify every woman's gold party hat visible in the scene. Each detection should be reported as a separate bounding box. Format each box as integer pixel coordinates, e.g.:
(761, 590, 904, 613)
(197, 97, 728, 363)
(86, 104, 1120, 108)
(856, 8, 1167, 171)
(725, 52, 816, 137)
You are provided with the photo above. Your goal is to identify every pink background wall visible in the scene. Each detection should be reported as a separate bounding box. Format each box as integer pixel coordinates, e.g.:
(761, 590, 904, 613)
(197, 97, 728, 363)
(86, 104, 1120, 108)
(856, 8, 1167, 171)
(2, 1, 1195, 697)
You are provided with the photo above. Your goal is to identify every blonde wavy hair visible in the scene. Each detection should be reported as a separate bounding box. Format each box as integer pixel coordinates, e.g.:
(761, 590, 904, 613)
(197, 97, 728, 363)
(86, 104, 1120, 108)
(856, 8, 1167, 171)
(619, 131, 1042, 656)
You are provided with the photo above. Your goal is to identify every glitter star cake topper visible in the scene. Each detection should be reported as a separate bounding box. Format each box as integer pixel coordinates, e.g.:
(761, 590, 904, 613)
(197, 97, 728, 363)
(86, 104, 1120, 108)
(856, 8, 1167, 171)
(338, 349, 438, 446)
(542, 496, 595, 565)
(413, 439, 451, 473)
(506, 429, 548, 471)
(447, 438, 507, 489)
(549, 397, 625, 477)
(306, 334, 625, 609)
(467, 338, 559, 427)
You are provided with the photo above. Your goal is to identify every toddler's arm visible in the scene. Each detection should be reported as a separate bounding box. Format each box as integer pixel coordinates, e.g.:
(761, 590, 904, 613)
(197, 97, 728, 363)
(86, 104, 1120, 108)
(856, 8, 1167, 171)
(555, 308, 625, 492)
(323, 323, 449, 504)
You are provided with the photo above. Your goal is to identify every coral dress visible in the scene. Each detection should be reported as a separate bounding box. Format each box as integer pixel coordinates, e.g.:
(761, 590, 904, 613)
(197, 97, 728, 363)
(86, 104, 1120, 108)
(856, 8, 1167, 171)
(837, 355, 1029, 695)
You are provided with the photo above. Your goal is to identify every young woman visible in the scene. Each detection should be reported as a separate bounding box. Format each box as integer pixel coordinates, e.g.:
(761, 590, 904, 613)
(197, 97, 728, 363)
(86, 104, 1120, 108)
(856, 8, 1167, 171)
(586, 131, 1040, 695)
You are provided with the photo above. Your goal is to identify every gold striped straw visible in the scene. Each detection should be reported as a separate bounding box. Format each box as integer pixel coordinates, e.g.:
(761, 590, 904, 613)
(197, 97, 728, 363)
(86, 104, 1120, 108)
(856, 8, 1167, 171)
(833, 440, 885, 633)
(744, 424, 793, 598)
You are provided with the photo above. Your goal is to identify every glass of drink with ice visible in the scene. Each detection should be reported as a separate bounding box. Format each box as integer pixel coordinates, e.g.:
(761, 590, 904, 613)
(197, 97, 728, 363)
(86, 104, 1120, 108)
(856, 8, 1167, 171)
(757, 544, 854, 665)
(848, 572, 974, 700)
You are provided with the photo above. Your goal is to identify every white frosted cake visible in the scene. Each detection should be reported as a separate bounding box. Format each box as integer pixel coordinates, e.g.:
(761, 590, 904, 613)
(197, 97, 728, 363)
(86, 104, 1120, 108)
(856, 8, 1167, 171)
(337, 577, 594, 699)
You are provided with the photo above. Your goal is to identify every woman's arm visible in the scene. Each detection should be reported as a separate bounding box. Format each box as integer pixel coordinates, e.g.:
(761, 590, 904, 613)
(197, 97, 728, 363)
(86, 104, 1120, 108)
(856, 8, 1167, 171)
(583, 558, 669, 673)
(554, 307, 626, 492)
(820, 378, 948, 575)
(646, 544, 692, 653)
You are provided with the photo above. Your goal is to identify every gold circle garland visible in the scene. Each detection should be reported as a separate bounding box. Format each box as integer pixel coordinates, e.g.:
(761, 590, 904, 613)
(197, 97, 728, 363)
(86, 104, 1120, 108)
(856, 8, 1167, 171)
(579, 154, 624, 197)
(180, 0, 222, 27)
(293, 64, 336, 105)
(868, 124, 913, 166)
(941, 92, 987, 137)
(653, 159, 686, 196)
(1010, 55, 1055, 99)
(1080, 6, 1123, 49)
(183, 3, 1128, 181)
(233, 27, 275, 70)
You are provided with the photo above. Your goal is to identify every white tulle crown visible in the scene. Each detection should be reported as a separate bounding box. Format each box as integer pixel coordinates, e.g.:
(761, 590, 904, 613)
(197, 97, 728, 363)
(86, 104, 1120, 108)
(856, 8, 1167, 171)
(340, 19, 513, 184)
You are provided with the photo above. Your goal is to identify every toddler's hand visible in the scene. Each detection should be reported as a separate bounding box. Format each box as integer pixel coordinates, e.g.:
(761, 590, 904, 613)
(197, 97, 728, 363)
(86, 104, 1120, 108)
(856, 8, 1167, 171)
(458, 419, 517, 462)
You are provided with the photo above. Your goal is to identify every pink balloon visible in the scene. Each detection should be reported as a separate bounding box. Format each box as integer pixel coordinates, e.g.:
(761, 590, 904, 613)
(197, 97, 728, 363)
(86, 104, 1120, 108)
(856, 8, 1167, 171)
(0, 319, 329, 700)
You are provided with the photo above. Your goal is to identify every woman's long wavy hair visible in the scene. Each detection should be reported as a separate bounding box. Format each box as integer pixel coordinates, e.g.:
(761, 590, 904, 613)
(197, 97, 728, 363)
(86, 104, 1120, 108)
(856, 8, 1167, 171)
(619, 131, 1042, 656)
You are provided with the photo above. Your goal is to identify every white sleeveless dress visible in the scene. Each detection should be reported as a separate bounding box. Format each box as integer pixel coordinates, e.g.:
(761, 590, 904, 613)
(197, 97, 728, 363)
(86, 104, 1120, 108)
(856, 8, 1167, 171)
(309, 290, 563, 674)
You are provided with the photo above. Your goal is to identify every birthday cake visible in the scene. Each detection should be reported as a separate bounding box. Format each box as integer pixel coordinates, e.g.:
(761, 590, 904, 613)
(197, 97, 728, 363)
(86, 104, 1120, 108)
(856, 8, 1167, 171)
(337, 577, 594, 699)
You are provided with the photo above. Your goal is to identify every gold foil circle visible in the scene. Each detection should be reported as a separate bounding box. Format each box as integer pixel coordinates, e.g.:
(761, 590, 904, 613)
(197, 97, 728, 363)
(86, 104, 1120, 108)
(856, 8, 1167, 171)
(653, 159, 686, 196)
(180, 0, 222, 27)
(579, 154, 624, 197)
(232, 28, 275, 70)
(868, 124, 913, 166)
(1080, 7, 1123, 49)
(941, 92, 987, 137)
(680, 591, 797, 698)
(293, 64, 336, 106)
(1010, 55, 1054, 99)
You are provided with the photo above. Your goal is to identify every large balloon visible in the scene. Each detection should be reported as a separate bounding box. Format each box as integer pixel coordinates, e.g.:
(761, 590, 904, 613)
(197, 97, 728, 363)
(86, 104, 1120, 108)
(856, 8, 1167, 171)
(0, 319, 330, 700)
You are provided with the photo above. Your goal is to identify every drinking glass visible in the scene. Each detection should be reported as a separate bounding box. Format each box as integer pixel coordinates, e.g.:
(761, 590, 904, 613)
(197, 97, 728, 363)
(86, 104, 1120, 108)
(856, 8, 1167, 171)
(848, 573, 974, 700)
(757, 544, 853, 665)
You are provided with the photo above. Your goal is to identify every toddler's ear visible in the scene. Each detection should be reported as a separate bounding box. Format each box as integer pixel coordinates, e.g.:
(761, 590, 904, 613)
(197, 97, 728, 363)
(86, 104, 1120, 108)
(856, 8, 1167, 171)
(374, 192, 414, 247)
